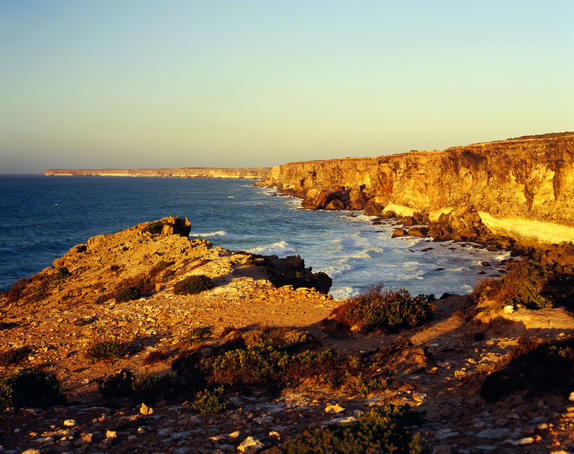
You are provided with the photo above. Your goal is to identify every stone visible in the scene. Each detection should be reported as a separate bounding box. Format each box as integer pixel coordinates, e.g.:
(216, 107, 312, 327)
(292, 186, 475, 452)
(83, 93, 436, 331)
(228, 430, 241, 439)
(80, 432, 93, 443)
(237, 436, 264, 453)
(324, 404, 345, 414)
(505, 437, 534, 446)
(408, 227, 429, 238)
(569, 391, 574, 402)
(106, 430, 117, 439)
(63, 419, 76, 427)
(503, 305, 514, 314)
(392, 228, 407, 238)
(140, 403, 153, 415)
(476, 428, 511, 439)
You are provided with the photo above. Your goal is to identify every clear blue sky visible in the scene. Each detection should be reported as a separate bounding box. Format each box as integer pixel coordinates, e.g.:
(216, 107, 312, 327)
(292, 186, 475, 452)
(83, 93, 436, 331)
(1, 0, 573, 173)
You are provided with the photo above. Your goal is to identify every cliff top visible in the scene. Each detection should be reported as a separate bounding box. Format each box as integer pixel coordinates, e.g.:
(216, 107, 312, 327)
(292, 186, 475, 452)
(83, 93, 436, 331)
(280, 131, 574, 166)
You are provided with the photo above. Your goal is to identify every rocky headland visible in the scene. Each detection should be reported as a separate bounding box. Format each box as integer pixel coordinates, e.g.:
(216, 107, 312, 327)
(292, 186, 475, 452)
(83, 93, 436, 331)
(44, 168, 272, 179)
(2, 216, 574, 453)
(260, 132, 574, 248)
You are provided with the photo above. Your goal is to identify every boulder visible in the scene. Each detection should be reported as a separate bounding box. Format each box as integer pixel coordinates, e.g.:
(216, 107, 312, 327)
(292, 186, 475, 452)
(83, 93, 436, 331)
(325, 199, 346, 210)
(253, 254, 332, 294)
(408, 227, 429, 238)
(349, 187, 369, 210)
(363, 200, 383, 216)
(392, 228, 407, 238)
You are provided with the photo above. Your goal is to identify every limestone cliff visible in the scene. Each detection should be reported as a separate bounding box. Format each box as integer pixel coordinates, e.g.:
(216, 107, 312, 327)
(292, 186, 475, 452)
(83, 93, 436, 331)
(44, 167, 271, 179)
(263, 133, 574, 245)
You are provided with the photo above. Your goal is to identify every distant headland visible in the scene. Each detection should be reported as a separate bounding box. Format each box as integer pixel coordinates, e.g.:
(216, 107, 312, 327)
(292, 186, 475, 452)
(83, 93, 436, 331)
(44, 167, 272, 179)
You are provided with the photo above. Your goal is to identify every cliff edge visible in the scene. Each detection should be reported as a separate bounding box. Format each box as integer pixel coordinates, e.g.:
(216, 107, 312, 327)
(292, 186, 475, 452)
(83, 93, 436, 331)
(263, 132, 574, 246)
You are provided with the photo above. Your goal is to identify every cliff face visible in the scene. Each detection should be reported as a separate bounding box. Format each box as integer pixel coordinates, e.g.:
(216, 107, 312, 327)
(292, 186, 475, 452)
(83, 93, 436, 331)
(264, 133, 574, 245)
(44, 167, 272, 179)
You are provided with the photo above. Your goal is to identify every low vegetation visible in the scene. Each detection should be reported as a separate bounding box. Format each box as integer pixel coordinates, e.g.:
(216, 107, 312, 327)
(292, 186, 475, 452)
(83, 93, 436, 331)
(86, 340, 128, 362)
(473, 261, 549, 311)
(142, 220, 166, 235)
(0, 369, 65, 407)
(268, 405, 421, 453)
(192, 386, 228, 413)
(481, 337, 574, 403)
(331, 286, 435, 333)
(99, 369, 173, 402)
(473, 250, 574, 312)
(173, 327, 392, 396)
(173, 275, 213, 295)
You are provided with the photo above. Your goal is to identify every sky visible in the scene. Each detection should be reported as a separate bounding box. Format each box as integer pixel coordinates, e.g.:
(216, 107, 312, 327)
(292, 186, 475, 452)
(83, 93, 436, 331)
(1, 0, 573, 173)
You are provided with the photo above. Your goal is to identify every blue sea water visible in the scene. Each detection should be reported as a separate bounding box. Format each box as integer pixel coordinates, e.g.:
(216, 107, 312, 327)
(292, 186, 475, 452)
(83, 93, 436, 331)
(0, 175, 508, 298)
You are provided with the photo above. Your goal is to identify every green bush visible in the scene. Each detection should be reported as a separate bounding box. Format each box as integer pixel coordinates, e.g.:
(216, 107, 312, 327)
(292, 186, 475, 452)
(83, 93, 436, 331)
(56, 267, 71, 279)
(100, 369, 173, 402)
(0, 346, 33, 366)
(192, 386, 228, 413)
(86, 340, 127, 362)
(142, 220, 165, 235)
(0, 369, 65, 407)
(332, 287, 435, 333)
(115, 286, 142, 302)
(173, 275, 213, 295)
(268, 405, 421, 453)
(242, 326, 314, 352)
(473, 260, 549, 310)
(481, 338, 574, 403)
(175, 327, 393, 395)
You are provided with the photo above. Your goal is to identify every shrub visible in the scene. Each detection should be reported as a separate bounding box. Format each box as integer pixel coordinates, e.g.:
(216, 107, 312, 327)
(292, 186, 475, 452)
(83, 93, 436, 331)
(192, 386, 228, 413)
(56, 267, 71, 279)
(86, 340, 127, 362)
(332, 286, 435, 333)
(99, 369, 173, 402)
(142, 220, 165, 235)
(175, 327, 393, 395)
(0, 369, 65, 407)
(201, 345, 285, 388)
(173, 275, 213, 295)
(348, 372, 392, 395)
(0, 346, 33, 366)
(473, 261, 549, 310)
(242, 327, 314, 352)
(481, 337, 574, 403)
(268, 405, 421, 453)
(115, 286, 142, 302)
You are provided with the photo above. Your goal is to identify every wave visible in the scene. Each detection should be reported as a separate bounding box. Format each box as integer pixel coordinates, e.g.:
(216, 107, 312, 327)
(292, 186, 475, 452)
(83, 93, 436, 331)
(248, 240, 297, 256)
(330, 286, 358, 300)
(190, 230, 227, 238)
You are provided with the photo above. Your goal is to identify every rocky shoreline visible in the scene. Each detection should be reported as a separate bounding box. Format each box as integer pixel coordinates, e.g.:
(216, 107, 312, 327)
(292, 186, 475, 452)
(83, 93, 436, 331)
(258, 132, 574, 248)
(1, 216, 574, 453)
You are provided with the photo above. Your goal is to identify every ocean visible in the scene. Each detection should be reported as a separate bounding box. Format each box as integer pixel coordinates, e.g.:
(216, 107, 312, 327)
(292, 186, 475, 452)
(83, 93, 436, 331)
(0, 175, 507, 298)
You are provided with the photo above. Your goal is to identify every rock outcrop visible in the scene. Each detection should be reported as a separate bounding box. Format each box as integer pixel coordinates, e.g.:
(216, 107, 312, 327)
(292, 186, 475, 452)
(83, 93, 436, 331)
(262, 132, 574, 246)
(44, 167, 271, 179)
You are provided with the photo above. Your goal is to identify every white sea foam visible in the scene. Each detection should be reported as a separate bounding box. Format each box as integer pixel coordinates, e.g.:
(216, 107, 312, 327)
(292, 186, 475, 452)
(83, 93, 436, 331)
(330, 286, 358, 300)
(249, 241, 297, 256)
(190, 230, 227, 238)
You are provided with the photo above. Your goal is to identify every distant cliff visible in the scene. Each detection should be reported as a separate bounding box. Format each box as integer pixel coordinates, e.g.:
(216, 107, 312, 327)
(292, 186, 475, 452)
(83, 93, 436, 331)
(263, 132, 574, 245)
(44, 167, 271, 179)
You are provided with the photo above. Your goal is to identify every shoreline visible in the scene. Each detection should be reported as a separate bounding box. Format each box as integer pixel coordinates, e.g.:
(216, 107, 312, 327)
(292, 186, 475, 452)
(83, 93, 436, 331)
(44, 167, 272, 180)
